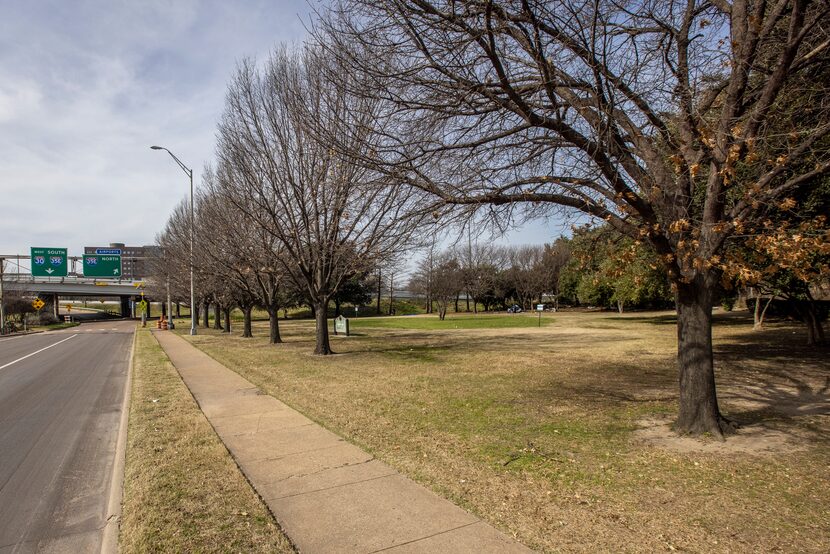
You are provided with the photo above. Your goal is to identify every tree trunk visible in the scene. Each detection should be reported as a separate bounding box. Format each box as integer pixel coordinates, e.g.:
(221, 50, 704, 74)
(193, 304, 200, 325)
(797, 300, 825, 346)
(376, 270, 382, 315)
(176, 302, 181, 318)
(466, 293, 470, 312)
(388, 274, 394, 315)
(438, 303, 447, 320)
(314, 300, 333, 355)
(202, 302, 209, 328)
(617, 299, 624, 314)
(335, 299, 341, 317)
(213, 304, 222, 330)
(267, 306, 282, 344)
(243, 305, 253, 338)
(674, 279, 735, 439)
(223, 307, 231, 333)
(454, 293, 459, 313)
(753, 295, 774, 330)
(736, 288, 748, 311)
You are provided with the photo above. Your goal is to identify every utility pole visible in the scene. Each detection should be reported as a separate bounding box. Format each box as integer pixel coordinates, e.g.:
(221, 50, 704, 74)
(0, 257, 5, 335)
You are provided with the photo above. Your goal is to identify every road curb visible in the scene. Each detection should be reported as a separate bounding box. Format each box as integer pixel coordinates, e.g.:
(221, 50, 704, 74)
(0, 330, 44, 341)
(101, 324, 137, 554)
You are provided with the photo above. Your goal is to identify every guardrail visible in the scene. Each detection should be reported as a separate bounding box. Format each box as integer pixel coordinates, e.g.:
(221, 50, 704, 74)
(0, 273, 147, 287)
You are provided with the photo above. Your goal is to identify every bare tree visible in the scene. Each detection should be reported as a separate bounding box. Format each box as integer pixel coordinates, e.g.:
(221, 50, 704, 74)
(323, 0, 830, 437)
(154, 200, 203, 320)
(541, 239, 571, 308)
(203, 165, 291, 342)
(217, 46, 423, 354)
(506, 245, 547, 309)
(431, 251, 464, 319)
(458, 241, 507, 313)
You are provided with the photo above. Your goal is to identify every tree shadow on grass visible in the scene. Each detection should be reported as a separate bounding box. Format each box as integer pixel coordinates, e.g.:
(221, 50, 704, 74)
(714, 325, 829, 372)
(602, 311, 759, 327)
(359, 331, 633, 360)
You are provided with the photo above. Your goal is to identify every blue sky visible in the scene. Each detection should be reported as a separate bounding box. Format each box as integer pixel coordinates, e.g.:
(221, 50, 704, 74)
(0, 0, 565, 266)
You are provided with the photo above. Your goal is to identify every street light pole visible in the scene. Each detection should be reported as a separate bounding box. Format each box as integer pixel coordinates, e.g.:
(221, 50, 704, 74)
(151, 145, 197, 335)
(188, 165, 196, 336)
(0, 258, 6, 335)
(166, 275, 174, 330)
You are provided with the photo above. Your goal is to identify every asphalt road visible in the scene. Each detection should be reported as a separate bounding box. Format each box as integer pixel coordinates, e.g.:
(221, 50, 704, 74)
(0, 321, 134, 553)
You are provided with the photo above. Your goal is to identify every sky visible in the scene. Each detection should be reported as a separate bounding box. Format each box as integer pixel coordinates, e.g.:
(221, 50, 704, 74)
(0, 0, 566, 270)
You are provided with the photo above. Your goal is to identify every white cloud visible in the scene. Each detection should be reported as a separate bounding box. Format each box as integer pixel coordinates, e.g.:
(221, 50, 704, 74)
(0, 0, 312, 255)
(0, 79, 43, 123)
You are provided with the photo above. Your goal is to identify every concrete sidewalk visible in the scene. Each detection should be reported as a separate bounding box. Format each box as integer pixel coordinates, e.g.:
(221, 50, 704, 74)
(151, 330, 534, 553)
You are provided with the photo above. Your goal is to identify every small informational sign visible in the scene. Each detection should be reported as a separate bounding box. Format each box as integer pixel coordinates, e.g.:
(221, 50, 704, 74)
(95, 248, 122, 255)
(32, 298, 45, 311)
(536, 304, 545, 311)
(30, 247, 67, 277)
(334, 315, 349, 336)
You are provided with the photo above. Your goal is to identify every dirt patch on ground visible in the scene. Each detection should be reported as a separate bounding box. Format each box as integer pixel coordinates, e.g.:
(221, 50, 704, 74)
(633, 416, 811, 454)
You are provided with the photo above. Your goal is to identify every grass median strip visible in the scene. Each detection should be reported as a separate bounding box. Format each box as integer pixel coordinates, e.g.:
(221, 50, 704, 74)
(120, 328, 294, 553)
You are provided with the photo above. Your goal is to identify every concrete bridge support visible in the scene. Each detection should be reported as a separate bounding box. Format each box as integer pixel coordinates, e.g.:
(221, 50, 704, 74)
(120, 296, 131, 318)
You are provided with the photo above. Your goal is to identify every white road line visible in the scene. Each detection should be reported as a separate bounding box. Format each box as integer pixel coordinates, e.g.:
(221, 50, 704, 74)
(0, 334, 79, 371)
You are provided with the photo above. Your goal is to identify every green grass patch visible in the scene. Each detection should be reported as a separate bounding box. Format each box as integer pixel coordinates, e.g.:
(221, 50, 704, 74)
(351, 313, 552, 330)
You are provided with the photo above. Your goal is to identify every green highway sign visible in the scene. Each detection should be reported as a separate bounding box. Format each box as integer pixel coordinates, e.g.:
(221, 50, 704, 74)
(31, 247, 68, 277)
(83, 255, 122, 277)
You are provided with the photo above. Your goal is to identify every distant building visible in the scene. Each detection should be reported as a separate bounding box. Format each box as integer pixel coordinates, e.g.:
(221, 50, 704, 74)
(83, 243, 159, 279)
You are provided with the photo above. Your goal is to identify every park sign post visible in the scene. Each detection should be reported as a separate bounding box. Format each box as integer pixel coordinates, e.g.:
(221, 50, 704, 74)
(83, 255, 122, 278)
(30, 247, 67, 277)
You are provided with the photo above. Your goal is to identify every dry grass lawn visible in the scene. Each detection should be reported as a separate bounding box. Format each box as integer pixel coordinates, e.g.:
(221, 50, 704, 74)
(120, 329, 294, 553)
(173, 310, 829, 553)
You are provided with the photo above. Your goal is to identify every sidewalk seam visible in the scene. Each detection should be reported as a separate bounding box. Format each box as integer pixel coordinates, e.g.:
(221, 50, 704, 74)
(264, 470, 399, 501)
(369, 521, 482, 553)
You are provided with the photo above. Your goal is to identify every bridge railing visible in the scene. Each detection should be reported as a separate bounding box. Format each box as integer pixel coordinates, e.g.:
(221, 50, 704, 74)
(1, 273, 147, 287)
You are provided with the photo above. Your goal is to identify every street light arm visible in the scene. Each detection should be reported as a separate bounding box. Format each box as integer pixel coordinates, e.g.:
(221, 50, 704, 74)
(150, 145, 193, 178)
(150, 143, 198, 336)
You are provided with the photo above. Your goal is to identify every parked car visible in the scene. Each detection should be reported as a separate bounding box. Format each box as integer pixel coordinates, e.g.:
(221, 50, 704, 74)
(507, 304, 523, 313)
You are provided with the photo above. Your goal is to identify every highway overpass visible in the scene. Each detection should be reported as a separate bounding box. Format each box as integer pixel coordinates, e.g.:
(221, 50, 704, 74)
(1, 275, 152, 318)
